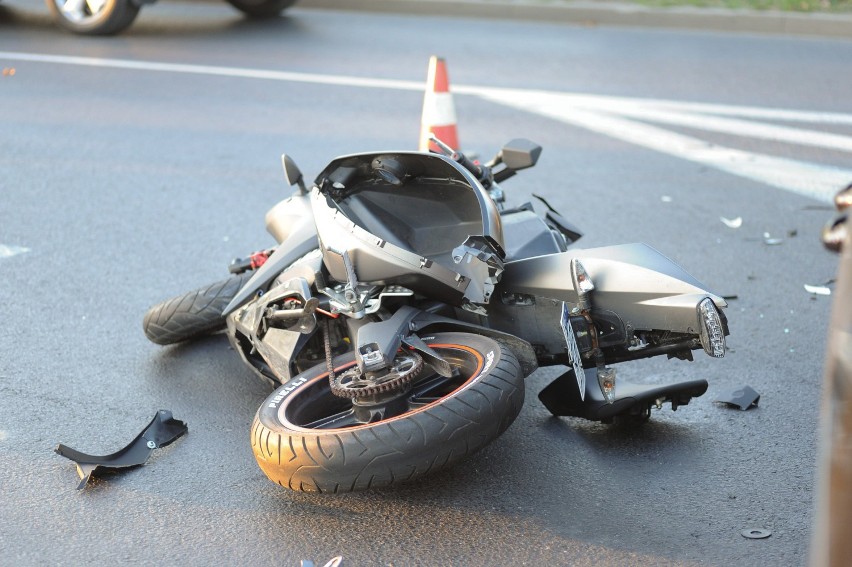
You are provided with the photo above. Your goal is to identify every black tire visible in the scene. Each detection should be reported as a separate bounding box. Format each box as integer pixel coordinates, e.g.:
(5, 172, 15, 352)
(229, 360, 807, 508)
(225, 0, 297, 17)
(252, 332, 525, 493)
(46, 0, 140, 35)
(143, 272, 252, 346)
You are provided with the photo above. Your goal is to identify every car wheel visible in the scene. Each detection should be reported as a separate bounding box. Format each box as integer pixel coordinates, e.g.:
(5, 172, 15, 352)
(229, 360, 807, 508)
(46, 0, 141, 35)
(225, 0, 297, 18)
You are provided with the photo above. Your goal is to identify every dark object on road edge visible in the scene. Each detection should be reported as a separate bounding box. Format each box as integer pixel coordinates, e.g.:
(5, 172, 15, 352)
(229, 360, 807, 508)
(811, 182, 852, 565)
(742, 528, 772, 539)
(55, 410, 187, 489)
(715, 385, 760, 410)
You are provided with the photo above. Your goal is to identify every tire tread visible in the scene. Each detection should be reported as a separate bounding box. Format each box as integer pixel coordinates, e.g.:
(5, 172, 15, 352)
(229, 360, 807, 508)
(143, 272, 251, 345)
(252, 333, 525, 492)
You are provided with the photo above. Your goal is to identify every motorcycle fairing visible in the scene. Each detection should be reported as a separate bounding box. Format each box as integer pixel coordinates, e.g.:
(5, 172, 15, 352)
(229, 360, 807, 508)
(222, 193, 319, 316)
(498, 243, 728, 335)
(227, 263, 323, 386)
(311, 151, 506, 305)
(312, 189, 470, 305)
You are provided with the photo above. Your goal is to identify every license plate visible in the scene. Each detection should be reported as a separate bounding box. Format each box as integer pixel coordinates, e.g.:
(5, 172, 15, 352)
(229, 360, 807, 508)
(560, 302, 586, 400)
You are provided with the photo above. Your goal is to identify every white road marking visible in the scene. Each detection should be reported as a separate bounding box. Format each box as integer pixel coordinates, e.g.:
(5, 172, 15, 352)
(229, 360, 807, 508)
(476, 89, 852, 203)
(0, 244, 30, 259)
(3, 50, 852, 202)
(0, 51, 425, 92)
(568, 103, 852, 153)
(456, 88, 852, 126)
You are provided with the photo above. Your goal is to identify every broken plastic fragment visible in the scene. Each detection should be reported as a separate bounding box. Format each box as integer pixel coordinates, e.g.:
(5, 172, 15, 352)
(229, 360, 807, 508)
(720, 216, 743, 228)
(715, 385, 760, 411)
(804, 284, 832, 296)
(55, 410, 187, 489)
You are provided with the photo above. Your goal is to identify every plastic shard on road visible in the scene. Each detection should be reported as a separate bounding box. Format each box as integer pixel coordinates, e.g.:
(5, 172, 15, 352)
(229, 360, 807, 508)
(55, 410, 187, 490)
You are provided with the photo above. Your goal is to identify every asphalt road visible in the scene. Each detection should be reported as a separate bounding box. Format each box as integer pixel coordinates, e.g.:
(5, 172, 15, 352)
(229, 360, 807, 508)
(1, 2, 851, 566)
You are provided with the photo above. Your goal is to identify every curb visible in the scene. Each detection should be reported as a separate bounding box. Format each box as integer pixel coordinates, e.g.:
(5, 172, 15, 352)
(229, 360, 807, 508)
(297, 0, 852, 38)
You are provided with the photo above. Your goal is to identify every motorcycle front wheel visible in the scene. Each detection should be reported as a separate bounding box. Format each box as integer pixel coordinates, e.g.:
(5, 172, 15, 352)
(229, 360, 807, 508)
(252, 332, 525, 493)
(142, 272, 252, 345)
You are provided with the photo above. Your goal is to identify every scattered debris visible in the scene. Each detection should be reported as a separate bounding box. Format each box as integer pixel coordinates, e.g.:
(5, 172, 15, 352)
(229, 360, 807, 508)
(2, 67, 15, 77)
(763, 232, 784, 246)
(741, 528, 771, 540)
(804, 284, 832, 296)
(661, 195, 673, 203)
(787, 229, 798, 238)
(55, 410, 187, 490)
(0, 244, 30, 259)
(722, 294, 739, 301)
(720, 216, 742, 228)
(715, 385, 760, 411)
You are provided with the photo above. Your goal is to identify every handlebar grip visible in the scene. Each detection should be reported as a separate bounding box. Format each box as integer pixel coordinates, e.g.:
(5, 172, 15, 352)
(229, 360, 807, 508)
(455, 152, 483, 179)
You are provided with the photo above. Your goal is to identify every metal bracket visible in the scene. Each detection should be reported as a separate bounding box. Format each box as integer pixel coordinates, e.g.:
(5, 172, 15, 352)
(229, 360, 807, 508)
(452, 235, 504, 305)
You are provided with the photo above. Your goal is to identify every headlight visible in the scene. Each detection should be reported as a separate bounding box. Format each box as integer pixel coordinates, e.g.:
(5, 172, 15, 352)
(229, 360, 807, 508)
(698, 298, 726, 358)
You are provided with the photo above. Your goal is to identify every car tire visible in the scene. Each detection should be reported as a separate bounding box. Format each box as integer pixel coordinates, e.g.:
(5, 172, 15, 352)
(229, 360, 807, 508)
(46, 0, 141, 35)
(225, 0, 297, 18)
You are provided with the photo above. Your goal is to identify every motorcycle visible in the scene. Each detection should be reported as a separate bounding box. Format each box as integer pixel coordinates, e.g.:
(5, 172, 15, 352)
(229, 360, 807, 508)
(143, 136, 729, 493)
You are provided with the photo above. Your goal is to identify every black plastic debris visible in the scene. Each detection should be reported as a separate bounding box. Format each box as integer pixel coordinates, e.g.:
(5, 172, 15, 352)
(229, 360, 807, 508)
(55, 410, 187, 489)
(741, 528, 771, 539)
(715, 386, 760, 411)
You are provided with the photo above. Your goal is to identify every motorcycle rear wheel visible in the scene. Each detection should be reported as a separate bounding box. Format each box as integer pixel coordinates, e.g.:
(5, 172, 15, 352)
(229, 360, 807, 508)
(142, 272, 252, 345)
(252, 332, 525, 493)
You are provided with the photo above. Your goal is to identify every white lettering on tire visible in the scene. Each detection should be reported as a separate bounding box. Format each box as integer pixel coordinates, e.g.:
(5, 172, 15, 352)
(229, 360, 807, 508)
(267, 376, 308, 408)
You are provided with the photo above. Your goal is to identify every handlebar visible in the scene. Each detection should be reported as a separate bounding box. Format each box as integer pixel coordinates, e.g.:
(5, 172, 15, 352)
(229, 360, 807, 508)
(428, 134, 492, 188)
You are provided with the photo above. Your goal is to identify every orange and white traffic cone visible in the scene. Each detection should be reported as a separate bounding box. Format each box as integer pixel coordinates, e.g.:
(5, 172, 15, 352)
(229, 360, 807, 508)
(418, 56, 459, 153)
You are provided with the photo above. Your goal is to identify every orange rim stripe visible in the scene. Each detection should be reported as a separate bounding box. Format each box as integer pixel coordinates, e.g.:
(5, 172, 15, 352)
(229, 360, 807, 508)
(281, 343, 485, 432)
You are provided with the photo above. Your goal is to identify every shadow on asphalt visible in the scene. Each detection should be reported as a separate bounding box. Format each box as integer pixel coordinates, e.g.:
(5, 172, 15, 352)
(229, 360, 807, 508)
(143, 333, 271, 415)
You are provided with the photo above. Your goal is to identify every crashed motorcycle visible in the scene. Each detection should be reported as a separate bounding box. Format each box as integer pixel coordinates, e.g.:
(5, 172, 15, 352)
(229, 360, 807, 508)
(143, 136, 729, 493)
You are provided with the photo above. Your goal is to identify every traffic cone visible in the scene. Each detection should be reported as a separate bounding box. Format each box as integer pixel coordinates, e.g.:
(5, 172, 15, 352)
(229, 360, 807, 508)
(418, 56, 459, 153)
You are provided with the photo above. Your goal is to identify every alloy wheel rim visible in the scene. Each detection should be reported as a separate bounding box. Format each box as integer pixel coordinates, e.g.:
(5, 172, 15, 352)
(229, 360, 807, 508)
(55, 0, 110, 24)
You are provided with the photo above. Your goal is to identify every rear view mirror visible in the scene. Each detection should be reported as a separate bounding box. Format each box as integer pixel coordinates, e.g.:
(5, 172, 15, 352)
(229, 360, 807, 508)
(490, 139, 542, 183)
(281, 154, 307, 194)
(500, 139, 542, 171)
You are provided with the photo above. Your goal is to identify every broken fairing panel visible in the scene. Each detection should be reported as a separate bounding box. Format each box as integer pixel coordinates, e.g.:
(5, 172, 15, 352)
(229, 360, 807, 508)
(55, 410, 187, 489)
